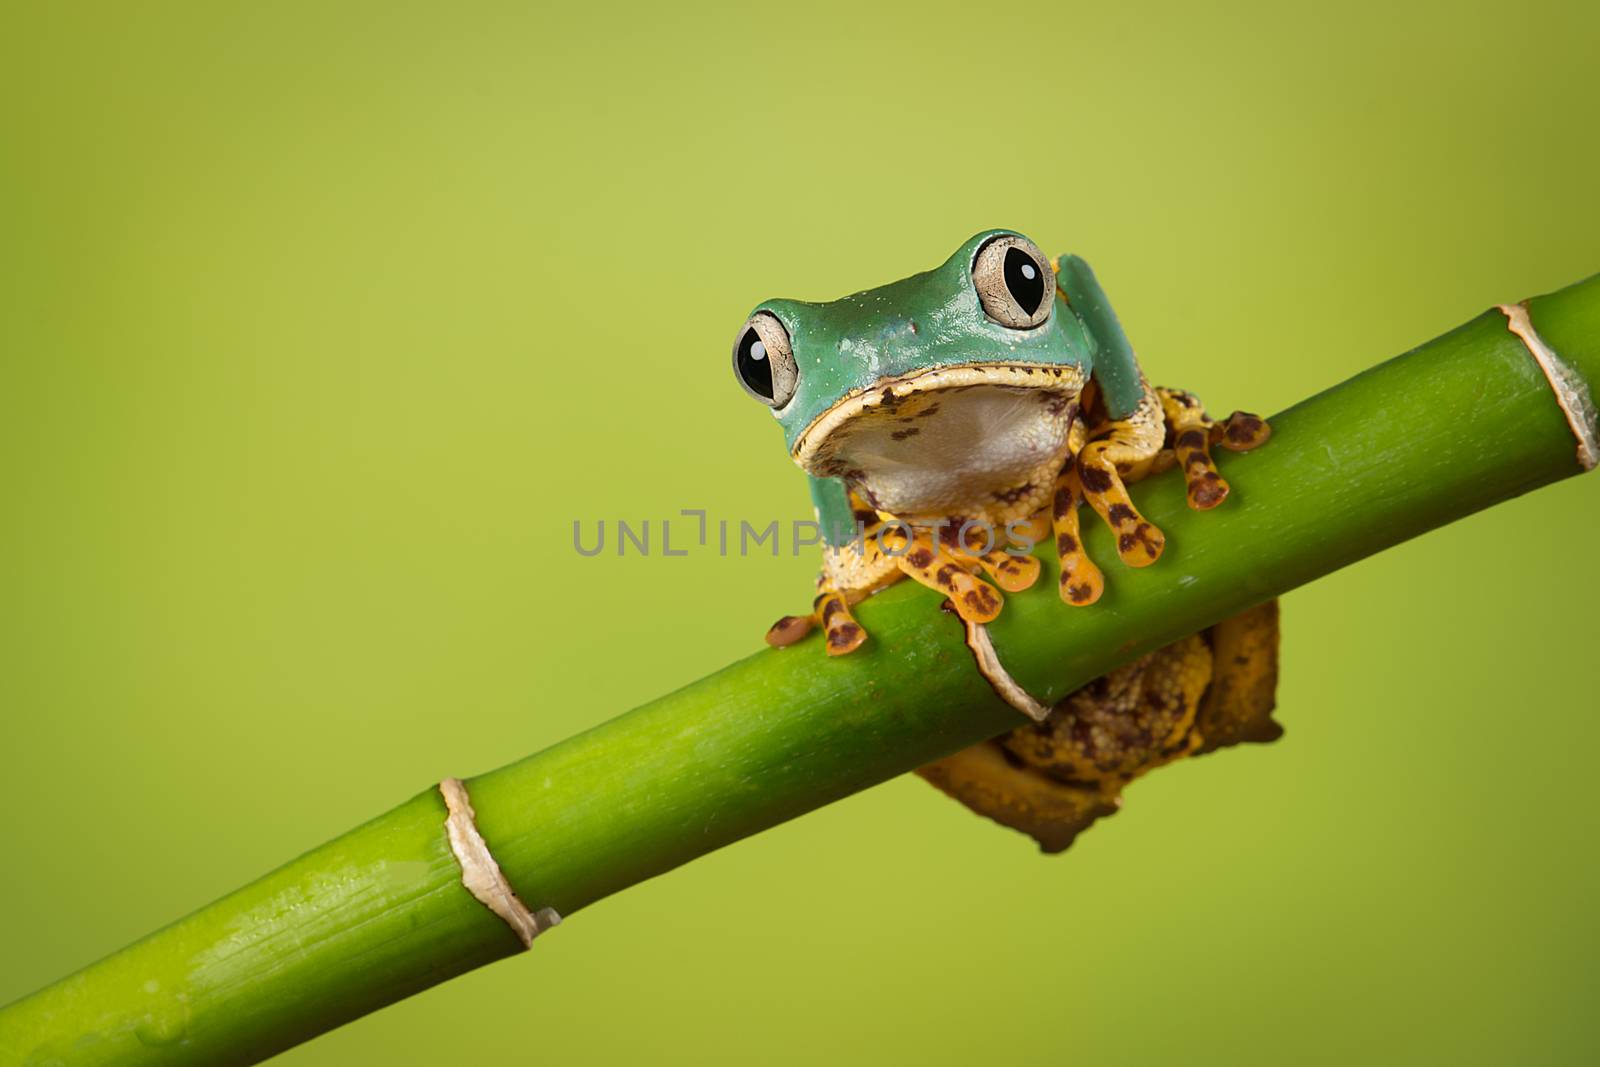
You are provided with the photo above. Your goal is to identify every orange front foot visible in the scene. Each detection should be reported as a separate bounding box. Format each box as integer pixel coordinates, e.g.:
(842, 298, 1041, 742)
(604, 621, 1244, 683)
(765, 587, 867, 656)
(1050, 466, 1105, 606)
(1078, 444, 1166, 568)
(1158, 389, 1272, 510)
(943, 521, 1041, 593)
(887, 528, 1003, 625)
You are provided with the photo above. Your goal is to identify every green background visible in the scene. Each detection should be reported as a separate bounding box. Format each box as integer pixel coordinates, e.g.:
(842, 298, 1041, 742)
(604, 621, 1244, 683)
(4, 1, 1598, 1063)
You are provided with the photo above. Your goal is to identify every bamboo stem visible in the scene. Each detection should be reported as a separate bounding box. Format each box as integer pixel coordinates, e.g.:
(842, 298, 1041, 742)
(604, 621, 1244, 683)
(2, 278, 1596, 1066)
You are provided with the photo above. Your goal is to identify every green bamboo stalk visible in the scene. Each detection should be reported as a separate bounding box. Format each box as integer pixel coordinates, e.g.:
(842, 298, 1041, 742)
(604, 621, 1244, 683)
(3, 278, 1597, 1066)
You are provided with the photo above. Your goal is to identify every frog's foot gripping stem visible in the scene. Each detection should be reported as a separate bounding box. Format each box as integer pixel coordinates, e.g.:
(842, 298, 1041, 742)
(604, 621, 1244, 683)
(764, 523, 1036, 654)
(945, 523, 1042, 593)
(1157, 388, 1273, 509)
(1077, 387, 1167, 568)
(765, 586, 868, 656)
(884, 527, 1005, 625)
(1050, 465, 1105, 606)
(814, 589, 868, 655)
(972, 547, 1041, 592)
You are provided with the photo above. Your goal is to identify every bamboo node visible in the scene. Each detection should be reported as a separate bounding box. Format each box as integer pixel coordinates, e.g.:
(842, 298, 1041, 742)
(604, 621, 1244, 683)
(438, 777, 559, 949)
(1499, 303, 1599, 471)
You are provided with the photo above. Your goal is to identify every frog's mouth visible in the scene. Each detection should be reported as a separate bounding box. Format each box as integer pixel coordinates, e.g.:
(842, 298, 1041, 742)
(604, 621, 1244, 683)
(792, 362, 1086, 520)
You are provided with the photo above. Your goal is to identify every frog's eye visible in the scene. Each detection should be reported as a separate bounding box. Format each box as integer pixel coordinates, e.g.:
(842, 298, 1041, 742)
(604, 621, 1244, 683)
(972, 235, 1054, 329)
(732, 311, 798, 408)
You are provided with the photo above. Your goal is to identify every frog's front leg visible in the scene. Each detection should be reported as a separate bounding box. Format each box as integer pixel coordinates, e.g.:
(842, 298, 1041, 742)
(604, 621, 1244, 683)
(1050, 464, 1106, 605)
(764, 516, 1031, 654)
(1077, 382, 1168, 567)
(813, 586, 868, 655)
(765, 582, 870, 656)
(766, 520, 903, 655)
(937, 522, 1043, 594)
(766, 478, 904, 655)
(1157, 388, 1274, 509)
(881, 526, 1005, 625)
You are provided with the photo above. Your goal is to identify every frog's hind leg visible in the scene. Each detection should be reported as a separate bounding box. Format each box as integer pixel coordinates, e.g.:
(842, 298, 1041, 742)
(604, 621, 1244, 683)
(1157, 388, 1273, 510)
(1078, 384, 1167, 567)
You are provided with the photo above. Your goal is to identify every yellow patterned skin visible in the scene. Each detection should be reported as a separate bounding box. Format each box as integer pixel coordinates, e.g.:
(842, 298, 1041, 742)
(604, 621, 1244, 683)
(918, 602, 1282, 853)
(765, 376, 1272, 654)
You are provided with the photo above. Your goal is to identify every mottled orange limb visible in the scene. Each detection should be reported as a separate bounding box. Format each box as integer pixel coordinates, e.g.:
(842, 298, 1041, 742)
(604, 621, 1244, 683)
(1009, 513, 1052, 548)
(1158, 388, 1272, 509)
(967, 546, 1041, 592)
(815, 589, 867, 655)
(935, 522, 1041, 592)
(764, 586, 866, 656)
(886, 528, 1003, 624)
(1077, 389, 1167, 568)
(1116, 451, 1176, 483)
(1158, 388, 1230, 510)
(1050, 465, 1104, 605)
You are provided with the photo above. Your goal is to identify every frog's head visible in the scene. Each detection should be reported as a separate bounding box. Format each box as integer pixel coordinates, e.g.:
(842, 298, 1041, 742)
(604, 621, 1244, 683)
(731, 229, 1095, 518)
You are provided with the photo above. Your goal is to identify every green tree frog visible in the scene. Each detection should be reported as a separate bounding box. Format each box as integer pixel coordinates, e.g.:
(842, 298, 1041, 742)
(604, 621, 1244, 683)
(731, 230, 1280, 851)
(732, 229, 1270, 655)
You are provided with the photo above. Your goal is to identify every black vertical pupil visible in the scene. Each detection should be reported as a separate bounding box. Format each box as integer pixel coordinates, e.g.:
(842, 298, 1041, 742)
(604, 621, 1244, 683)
(737, 327, 774, 399)
(1003, 247, 1046, 316)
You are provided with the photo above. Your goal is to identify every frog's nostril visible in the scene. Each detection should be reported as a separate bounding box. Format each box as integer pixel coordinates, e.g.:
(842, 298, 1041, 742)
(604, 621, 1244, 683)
(876, 318, 919, 347)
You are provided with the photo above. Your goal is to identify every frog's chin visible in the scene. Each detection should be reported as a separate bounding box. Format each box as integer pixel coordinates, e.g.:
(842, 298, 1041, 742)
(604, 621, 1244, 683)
(792, 362, 1086, 522)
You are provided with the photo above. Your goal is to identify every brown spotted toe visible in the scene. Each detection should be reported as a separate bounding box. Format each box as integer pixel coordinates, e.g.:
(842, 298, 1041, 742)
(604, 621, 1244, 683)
(887, 530, 1006, 625)
(765, 614, 815, 648)
(974, 549, 1041, 593)
(816, 591, 868, 656)
(1216, 410, 1271, 451)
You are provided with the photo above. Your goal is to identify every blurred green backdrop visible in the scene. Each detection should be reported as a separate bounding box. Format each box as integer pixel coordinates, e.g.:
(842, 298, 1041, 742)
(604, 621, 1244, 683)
(3, 1, 1598, 1063)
